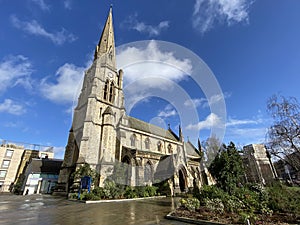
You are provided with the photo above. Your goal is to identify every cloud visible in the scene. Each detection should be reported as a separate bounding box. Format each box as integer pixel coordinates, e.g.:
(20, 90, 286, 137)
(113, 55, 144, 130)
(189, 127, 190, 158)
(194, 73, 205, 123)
(226, 117, 262, 127)
(184, 92, 231, 108)
(40, 63, 85, 104)
(0, 55, 33, 94)
(122, 14, 169, 37)
(0, 99, 26, 115)
(63, 0, 72, 10)
(30, 0, 50, 11)
(225, 127, 267, 145)
(186, 113, 222, 130)
(117, 41, 193, 112)
(117, 40, 192, 84)
(10, 15, 77, 45)
(184, 98, 207, 108)
(192, 0, 254, 33)
(158, 104, 177, 118)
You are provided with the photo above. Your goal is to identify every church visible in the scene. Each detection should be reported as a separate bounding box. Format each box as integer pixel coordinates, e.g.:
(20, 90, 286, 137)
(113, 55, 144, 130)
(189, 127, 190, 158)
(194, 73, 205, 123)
(56, 7, 213, 195)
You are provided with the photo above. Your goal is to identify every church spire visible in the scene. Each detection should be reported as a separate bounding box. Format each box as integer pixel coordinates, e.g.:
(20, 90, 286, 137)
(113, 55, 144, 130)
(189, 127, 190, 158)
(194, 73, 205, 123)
(94, 6, 116, 68)
(179, 125, 183, 142)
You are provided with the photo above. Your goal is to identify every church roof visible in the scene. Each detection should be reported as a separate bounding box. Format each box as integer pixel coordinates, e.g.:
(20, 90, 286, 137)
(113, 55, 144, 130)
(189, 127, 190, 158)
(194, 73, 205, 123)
(184, 141, 201, 158)
(127, 116, 179, 142)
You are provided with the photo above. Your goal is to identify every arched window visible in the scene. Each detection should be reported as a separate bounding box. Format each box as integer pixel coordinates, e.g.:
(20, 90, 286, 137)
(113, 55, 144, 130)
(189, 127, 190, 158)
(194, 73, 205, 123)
(122, 156, 131, 186)
(130, 134, 136, 147)
(167, 144, 173, 153)
(145, 137, 150, 149)
(157, 141, 162, 152)
(103, 80, 109, 100)
(109, 82, 115, 103)
(144, 161, 152, 183)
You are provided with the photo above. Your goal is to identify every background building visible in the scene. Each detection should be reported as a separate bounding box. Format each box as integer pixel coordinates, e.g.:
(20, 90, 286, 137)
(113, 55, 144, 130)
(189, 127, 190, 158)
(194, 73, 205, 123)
(0, 140, 53, 193)
(22, 158, 62, 195)
(242, 144, 277, 185)
(274, 152, 300, 184)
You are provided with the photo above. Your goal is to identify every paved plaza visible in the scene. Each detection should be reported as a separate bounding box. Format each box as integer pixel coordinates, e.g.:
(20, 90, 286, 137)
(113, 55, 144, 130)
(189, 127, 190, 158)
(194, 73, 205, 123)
(0, 194, 188, 225)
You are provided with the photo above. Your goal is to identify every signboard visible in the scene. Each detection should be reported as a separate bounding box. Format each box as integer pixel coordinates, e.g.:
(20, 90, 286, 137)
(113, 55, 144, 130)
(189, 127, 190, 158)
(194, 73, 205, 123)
(78, 176, 92, 199)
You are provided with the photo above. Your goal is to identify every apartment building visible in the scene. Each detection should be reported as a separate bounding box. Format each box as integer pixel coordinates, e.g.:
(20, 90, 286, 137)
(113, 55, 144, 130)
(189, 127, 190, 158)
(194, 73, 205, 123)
(0, 140, 53, 192)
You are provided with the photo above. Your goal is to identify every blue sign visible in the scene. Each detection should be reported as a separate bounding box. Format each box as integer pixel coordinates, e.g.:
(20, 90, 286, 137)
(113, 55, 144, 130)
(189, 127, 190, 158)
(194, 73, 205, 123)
(78, 176, 92, 199)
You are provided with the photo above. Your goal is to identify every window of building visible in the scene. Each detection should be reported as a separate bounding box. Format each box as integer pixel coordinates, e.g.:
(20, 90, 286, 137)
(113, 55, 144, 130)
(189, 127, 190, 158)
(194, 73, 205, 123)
(103, 79, 109, 100)
(157, 141, 162, 151)
(109, 82, 115, 103)
(167, 144, 173, 153)
(145, 137, 150, 149)
(5, 150, 13, 158)
(144, 162, 152, 183)
(130, 134, 136, 147)
(0, 170, 7, 179)
(1, 160, 10, 168)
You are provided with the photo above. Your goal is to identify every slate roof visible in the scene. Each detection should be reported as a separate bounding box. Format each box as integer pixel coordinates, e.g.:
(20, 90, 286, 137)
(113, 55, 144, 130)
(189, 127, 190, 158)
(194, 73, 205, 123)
(184, 141, 201, 158)
(127, 116, 179, 142)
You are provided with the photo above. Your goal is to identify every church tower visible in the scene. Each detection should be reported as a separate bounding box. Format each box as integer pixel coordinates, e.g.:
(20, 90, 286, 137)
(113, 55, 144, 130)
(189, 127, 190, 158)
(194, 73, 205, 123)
(57, 7, 124, 192)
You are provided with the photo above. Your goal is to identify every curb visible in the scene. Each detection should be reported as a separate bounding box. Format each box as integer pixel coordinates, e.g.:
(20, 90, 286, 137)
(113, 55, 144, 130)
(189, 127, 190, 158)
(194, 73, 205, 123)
(165, 211, 227, 225)
(85, 195, 166, 204)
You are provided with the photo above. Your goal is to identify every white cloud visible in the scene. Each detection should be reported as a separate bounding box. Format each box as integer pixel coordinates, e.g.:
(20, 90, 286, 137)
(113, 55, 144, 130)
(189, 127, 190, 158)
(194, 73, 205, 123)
(30, 0, 50, 11)
(225, 127, 267, 145)
(184, 98, 207, 108)
(0, 99, 26, 115)
(117, 40, 192, 84)
(192, 0, 254, 33)
(10, 15, 77, 45)
(0, 55, 33, 94)
(184, 93, 231, 108)
(226, 117, 261, 127)
(63, 0, 72, 10)
(123, 14, 169, 37)
(186, 113, 222, 130)
(40, 63, 85, 104)
(158, 104, 177, 118)
(117, 41, 193, 112)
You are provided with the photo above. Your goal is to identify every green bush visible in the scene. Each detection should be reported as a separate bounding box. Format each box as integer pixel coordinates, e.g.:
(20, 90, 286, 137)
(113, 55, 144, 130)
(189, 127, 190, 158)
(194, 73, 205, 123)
(267, 182, 300, 214)
(124, 186, 138, 199)
(83, 192, 101, 200)
(195, 185, 228, 204)
(204, 198, 224, 214)
(92, 187, 105, 198)
(103, 180, 124, 199)
(180, 198, 200, 212)
(154, 180, 171, 196)
(144, 186, 158, 197)
(223, 195, 245, 213)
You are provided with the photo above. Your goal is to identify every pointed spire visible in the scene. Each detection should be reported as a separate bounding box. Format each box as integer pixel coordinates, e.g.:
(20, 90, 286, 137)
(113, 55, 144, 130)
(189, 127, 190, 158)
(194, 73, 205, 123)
(94, 6, 116, 68)
(179, 125, 183, 142)
(198, 138, 202, 153)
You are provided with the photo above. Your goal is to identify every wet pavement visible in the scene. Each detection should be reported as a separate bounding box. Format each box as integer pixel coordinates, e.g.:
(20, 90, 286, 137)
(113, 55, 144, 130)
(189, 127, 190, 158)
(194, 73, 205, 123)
(0, 194, 189, 225)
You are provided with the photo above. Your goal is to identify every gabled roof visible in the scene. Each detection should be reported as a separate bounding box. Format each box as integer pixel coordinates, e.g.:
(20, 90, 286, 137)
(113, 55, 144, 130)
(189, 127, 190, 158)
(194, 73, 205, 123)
(127, 116, 179, 142)
(184, 141, 201, 158)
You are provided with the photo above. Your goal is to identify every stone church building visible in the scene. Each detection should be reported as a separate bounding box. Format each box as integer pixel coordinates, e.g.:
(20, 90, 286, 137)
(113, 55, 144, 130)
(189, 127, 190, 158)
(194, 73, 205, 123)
(56, 7, 212, 195)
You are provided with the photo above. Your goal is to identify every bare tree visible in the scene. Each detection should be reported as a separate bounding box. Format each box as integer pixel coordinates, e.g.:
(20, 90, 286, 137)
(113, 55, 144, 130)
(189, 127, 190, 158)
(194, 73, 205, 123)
(266, 94, 300, 171)
(202, 135, 223, 167)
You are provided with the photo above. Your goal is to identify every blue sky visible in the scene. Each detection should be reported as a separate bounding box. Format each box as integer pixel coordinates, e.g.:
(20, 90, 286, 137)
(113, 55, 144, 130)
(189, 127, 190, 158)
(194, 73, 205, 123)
(1, 0, 300, 158)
